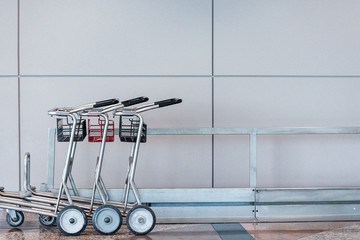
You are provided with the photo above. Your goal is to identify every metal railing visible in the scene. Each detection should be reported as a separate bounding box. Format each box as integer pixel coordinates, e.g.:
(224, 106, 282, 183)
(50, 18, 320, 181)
(42, 127, 360, 223)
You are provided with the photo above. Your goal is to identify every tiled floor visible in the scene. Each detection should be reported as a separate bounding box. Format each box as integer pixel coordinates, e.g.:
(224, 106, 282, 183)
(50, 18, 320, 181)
(1, 211, 360, 240)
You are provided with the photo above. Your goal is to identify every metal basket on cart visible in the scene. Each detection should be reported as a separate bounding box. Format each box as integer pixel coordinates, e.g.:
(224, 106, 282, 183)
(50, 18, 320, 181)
(56, 118, 87, 142)
(88, 117, 114, 142)
(119, 116, 147, 143)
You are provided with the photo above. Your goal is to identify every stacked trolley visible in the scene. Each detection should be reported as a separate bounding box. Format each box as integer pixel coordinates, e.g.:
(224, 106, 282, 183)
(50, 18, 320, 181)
(0, 96, 182, 236)
(114, 98, 182, 235)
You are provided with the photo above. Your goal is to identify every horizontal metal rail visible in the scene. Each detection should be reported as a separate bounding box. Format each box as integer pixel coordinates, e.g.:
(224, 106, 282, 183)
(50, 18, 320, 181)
(147, 127, 360, 135)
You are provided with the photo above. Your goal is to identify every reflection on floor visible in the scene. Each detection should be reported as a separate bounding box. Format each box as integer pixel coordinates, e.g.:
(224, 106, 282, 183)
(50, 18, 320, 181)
(1, 211, 360, 240)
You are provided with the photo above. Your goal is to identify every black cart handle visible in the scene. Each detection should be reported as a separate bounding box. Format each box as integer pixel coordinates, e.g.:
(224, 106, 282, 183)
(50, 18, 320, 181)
(155, 98, 182, 108)
(93, 98, 120, 108)
(122, 96, 149, 107)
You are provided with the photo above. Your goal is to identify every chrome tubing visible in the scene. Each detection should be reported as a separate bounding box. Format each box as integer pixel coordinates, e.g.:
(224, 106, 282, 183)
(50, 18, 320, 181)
(122, 113, 144, 211)
(89, 113, 110, 213)
(55, 113, 78, 212)
(67, 140, 79, 196)
(24, 153, 32, 193)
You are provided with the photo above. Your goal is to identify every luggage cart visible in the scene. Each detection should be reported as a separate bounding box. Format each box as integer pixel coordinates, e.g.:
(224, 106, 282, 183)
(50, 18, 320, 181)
(113, 98, 182, 235)
(52, 97, 151, 236)
(0, 97, 148, 236)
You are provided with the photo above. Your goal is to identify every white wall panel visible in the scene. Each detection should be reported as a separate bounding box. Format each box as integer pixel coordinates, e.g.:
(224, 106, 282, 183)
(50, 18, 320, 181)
(214, 136, 249, 188)
(215, 77, 360, 187)
(20, 0, 211, 75)
(0, 0, 17, 75)
(20, 77, 212, 189)
(215, 0, 360, 75)
(257, 134, 360, 188)
(0, 78, 18, 191)
(215, 78, 360, 128)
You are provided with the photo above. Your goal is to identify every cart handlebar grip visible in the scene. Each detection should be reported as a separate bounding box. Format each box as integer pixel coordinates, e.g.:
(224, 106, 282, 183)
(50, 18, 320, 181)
(121, 96, 149, 107)
(155, 98, 182, 108)
(93, 98, 119, 108)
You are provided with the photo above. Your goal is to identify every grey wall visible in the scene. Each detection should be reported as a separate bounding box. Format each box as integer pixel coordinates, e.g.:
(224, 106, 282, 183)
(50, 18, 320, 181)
(0, 0, 19, 191)
(1, 0, 360, 191)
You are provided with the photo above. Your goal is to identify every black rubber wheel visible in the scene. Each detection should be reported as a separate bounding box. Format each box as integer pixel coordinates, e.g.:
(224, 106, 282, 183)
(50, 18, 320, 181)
(92, 205, 122, 235)
(39, 214, 56, 227)
(126, 205, 156, 235)
(57, 206, 87, 236)
(6, 211, 24, 227)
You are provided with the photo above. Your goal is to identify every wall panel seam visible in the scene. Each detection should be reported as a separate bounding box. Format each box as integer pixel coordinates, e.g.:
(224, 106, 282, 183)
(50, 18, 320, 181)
(211, 0, 215, 188)
(17, 0, 21, 191)
(4, 75, 360, 78)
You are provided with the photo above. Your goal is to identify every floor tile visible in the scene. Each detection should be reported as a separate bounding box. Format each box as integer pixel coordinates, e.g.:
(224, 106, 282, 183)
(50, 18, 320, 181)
(299, 224, 360, 240)
(241, 221, 360, 240)
(212, 223, 253, 240)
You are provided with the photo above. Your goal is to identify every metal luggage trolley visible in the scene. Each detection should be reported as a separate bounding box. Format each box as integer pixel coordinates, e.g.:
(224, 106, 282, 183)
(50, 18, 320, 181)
(113, 98, 182, 235)
(0, 97, 148, 236)
(51, 97, 150, 236)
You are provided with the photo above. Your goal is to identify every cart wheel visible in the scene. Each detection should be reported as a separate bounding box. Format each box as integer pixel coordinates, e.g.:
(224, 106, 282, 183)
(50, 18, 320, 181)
(57, 206, 87, 236)
(39, 214, 56, 227)
(6, 211, 24, 227)
(126, 205, 156, 235)
(92, 205, 122, 235)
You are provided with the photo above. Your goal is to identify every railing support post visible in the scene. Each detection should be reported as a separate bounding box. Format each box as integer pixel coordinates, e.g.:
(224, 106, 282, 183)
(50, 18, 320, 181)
(249, 132, 257, 188)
